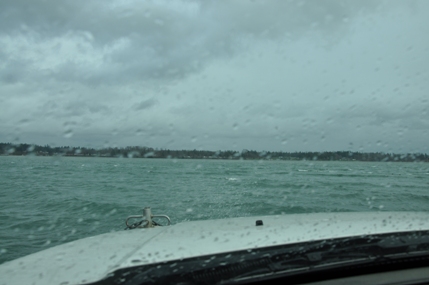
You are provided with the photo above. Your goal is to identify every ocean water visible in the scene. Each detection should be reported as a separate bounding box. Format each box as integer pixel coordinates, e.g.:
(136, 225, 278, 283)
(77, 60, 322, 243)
(0, 156, 428, 264)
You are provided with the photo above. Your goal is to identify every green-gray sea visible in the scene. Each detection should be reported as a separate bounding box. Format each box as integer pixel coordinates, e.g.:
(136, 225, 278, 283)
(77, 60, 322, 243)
(1, 156, 428, 264)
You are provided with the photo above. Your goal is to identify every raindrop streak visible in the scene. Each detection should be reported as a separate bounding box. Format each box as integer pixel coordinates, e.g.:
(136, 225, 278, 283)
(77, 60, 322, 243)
(136, 129, 144, 136)
(63, 129, 73, 138)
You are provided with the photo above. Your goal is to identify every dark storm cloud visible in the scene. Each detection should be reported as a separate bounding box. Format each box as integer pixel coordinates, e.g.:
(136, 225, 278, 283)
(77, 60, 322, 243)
(0, 0, 379, 85)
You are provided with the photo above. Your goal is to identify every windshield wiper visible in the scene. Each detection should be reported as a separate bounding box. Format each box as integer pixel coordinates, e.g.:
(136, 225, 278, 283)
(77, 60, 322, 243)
(229, 232, 429, 284)
(90, 231, 429, 285)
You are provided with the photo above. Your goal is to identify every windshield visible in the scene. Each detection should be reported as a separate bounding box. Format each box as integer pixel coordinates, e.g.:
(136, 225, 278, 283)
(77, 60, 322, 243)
(0, 0, 428, 282)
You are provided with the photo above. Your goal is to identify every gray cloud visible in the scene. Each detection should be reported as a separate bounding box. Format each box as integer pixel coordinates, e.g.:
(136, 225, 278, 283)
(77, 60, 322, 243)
(0, 0, 381, 85)
(134, 98, 158, 111)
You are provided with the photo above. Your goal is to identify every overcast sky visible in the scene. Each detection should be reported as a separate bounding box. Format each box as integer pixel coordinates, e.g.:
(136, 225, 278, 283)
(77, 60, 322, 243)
(1, 0, 428, 153)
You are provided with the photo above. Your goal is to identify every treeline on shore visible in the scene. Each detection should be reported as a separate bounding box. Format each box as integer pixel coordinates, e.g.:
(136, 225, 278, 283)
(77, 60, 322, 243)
(1, 142, 428, 162)
(0, 142, 428, 162)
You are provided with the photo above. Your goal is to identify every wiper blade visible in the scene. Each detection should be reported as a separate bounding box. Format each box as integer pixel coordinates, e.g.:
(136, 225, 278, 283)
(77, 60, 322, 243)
(230, 231, 429, 284)
(89, 231, 429, 285)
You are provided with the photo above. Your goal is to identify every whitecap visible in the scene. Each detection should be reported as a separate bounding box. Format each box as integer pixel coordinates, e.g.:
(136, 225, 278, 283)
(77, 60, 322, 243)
(227, 177, 238, 181)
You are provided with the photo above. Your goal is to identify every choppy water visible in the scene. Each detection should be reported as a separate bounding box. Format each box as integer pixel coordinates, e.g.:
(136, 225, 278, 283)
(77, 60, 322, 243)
(0, 156, 428, 264)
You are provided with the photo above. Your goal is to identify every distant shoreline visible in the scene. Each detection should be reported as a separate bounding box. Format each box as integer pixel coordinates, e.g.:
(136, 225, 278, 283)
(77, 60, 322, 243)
(1, 142, 428, 162)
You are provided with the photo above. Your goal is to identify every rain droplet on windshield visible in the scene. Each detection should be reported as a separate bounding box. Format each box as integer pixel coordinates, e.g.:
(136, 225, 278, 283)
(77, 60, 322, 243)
(63, 129, 73, 138)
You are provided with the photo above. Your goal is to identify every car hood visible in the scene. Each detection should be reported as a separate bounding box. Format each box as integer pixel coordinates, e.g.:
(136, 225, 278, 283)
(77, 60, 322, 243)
(1, 211, 429, 285)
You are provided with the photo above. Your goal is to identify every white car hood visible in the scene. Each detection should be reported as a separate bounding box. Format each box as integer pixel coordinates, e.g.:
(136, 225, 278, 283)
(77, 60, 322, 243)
(1, 211, 429, 285)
